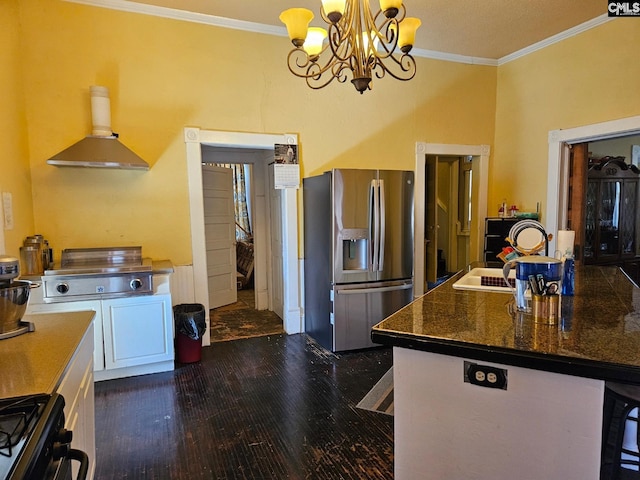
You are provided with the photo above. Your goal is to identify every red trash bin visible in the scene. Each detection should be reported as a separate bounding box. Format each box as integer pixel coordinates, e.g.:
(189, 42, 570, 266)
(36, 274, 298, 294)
(176, 333, 202, 363)
(173, 304, 206, 364)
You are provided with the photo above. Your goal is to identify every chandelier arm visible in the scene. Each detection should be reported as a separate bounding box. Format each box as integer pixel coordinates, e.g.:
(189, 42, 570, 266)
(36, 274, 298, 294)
(376, 19, 400, 58)
(286, 46, 353, 84)
(327, 23, 353, 62)
(371, 53, 417, 81)
(305, 61, 351, 89)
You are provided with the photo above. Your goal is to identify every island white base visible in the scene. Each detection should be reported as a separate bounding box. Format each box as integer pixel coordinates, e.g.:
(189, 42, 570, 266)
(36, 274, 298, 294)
(394, 347, 605, 480)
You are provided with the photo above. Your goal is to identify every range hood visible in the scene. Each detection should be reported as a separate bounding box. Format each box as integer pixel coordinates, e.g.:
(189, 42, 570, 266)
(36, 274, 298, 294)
(47, 86, 149, 170)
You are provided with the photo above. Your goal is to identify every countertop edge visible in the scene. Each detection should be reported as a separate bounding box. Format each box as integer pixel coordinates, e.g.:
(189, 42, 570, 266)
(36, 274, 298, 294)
(371, 329, 640, 384)
(152, 259, 174, 274)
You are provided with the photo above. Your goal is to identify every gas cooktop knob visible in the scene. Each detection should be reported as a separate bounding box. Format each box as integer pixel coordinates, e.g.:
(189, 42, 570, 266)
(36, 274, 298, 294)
(130, 278, 143, 290)
(56, 283, 69, 294)
(56, 427, 73, 445)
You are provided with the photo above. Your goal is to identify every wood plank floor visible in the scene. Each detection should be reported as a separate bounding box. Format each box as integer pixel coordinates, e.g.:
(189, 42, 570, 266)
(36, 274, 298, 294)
(93, 333, 394, 479)
(209, 289, 284, 343)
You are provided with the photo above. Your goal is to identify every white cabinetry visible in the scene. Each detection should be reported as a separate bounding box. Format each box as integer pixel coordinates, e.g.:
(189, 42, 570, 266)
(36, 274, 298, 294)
(100, 294, 173, 374)
(26, 273, 175, 381)
(57, 322, 96, 480)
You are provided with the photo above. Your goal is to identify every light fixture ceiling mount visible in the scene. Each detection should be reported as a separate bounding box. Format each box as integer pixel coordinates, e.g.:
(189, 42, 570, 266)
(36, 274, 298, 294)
(280, 0, 421, 94)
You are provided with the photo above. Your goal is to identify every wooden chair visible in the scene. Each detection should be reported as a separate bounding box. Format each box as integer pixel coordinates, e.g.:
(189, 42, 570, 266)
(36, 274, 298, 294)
(236, 241, 254, 289)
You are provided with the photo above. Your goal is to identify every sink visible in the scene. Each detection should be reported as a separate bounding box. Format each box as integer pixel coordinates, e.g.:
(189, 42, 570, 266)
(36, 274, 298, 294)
(452, 267, 515, 293)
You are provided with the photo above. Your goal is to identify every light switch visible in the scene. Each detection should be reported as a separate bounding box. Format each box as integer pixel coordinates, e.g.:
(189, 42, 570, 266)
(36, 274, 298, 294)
(3, 192, 14, 230)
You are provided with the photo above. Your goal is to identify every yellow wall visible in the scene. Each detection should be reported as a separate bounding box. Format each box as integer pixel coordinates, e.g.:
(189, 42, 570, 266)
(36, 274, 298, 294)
(0, 0, 35, 255)
(14, 0, 496, 264)
(493, 19, 640, 218)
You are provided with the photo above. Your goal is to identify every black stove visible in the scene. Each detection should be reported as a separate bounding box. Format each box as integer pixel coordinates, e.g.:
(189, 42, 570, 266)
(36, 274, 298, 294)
(0, 394, 87, 480)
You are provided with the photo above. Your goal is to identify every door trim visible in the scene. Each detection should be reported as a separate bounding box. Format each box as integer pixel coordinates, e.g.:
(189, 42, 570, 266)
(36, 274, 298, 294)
(184, 128, 302, 346)
(414, 143, 490, 297)
(546, 115, 640, 254)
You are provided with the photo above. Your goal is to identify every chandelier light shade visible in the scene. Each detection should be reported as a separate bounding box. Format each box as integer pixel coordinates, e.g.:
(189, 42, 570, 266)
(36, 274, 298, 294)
(279, 0, 421, 94)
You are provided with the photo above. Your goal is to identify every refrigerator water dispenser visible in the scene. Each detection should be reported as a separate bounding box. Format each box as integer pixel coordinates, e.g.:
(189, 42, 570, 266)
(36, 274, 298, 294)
(341, 229, 368, 271)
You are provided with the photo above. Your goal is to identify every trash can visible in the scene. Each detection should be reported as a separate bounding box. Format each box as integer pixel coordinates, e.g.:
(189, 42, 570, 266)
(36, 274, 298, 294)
(174, 304, 206, 364)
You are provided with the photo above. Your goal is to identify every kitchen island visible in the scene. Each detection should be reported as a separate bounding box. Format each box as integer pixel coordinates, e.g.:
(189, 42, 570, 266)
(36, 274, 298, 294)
(372, 265, 640, 480)
(0, 311, 96, 480)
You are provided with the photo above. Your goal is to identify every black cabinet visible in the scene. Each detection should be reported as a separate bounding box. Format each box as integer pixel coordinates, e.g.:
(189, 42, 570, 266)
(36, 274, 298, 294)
(484, 217, 519, 263)
(584, 158, 640, 265)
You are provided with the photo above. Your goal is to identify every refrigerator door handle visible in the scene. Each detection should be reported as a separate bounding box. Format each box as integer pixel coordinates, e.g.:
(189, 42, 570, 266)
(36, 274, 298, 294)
(335, 283, 413, 295)
(378, 179, 385, 271)
(370, 179, 380, 271)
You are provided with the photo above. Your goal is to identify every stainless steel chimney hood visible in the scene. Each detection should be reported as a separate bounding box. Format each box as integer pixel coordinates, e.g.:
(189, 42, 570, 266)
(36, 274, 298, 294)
(47, 135, 149, 170)
(46, 86, 149, 170)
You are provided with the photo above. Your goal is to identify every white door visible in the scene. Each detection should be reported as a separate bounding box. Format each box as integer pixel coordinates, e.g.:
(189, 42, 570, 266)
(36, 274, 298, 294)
(268, 165, 284, 319)
(202, 165, 237, 308)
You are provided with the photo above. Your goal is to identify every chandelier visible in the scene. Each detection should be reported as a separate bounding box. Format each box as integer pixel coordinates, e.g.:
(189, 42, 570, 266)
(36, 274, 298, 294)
(279, 0, 421, 94)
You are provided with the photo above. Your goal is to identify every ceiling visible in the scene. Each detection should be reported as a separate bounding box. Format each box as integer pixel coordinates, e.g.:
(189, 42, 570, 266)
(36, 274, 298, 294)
(131, 0, 607, 60)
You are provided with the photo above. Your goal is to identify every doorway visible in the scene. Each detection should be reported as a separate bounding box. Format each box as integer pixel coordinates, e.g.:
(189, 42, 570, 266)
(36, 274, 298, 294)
(201, 153, 284, 342)
(424, 154, 474, 288)
(414, 143, 490, 296)
(546, 115, 640, 254)
(185, 128, 302, 347)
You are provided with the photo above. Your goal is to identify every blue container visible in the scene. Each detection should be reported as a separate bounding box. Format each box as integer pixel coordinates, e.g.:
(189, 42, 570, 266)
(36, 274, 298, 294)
(561, 257, 575, 296)
(504, 256, 563, 312)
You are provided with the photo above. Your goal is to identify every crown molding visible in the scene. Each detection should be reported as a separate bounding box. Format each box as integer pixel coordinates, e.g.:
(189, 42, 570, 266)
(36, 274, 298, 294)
(63, 0, 284, 36)
(64, 0, 610, 68)
(498, 14, 613, 65)
(410, 48, 497, 66)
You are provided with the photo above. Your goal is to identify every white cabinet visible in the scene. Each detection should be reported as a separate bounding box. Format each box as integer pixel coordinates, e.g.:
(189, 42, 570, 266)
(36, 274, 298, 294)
(57, 322, 96, 480)
(26, 278, 175, 381)
(101, 294, 173, 371)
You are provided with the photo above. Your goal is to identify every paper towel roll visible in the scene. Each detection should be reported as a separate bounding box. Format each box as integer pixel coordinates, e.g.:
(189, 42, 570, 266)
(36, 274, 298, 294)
(556, 230, 575, 258)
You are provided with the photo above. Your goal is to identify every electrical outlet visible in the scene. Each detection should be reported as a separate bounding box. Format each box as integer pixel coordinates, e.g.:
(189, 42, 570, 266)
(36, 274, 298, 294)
(464, 361, 507, 390)
(2, 192, 13, 230)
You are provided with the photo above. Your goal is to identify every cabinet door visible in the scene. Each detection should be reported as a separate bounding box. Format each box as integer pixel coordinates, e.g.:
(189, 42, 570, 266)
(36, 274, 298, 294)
(102, 295, 174, 370)
(584, 180, 597, 262)
(620, 179, 638, 256)
(56, 323, 96, 480)
(597, 180, 622, 261)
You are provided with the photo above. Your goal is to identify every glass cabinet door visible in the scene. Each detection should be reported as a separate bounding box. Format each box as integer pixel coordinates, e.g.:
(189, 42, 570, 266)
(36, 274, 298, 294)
(584, 180, 597, 261)
(598, 180, 621, 259)
(621, 179, 638, 255)
(584, 159, 639, 265)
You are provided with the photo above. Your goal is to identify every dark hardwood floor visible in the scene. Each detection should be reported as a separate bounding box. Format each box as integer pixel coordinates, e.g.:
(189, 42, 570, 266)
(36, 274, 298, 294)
(93, 333, 394, 479)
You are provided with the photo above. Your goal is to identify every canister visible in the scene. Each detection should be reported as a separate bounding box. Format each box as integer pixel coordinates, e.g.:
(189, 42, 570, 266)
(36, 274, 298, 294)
(20, 245, 43, 276)
(532, 293, 559, 324)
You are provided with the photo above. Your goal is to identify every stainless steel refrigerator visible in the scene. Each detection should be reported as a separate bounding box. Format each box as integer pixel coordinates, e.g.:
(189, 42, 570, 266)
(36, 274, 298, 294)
(304, 168, 414, 352)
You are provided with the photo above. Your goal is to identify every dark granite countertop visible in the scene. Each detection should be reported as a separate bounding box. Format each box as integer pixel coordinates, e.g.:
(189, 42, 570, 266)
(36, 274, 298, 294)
(372, 265, 640, 384)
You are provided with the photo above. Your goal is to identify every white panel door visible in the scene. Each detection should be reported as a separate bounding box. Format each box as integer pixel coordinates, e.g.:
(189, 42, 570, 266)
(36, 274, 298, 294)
(202, 165, 237, 308)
